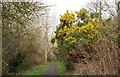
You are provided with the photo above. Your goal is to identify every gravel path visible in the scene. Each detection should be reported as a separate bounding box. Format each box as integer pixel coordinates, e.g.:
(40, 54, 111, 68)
(43, 63, 57, 75)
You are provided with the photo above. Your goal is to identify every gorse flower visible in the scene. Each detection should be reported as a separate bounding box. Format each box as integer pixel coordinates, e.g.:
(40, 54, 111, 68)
(51, 34, 55, 44)
(51, 34, 55, 39)
(60, 10, 75, 24)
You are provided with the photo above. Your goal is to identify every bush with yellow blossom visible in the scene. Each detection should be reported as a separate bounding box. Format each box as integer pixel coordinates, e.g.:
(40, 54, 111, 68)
(51, 8, 102, 62)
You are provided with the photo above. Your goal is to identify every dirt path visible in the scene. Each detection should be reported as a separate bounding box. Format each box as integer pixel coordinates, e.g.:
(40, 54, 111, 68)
(43, 63, 57, 75)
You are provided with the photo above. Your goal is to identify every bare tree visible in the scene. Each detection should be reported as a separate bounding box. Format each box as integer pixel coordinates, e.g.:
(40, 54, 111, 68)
(87, 0, 118, 18)
(87, 0, 105, 18)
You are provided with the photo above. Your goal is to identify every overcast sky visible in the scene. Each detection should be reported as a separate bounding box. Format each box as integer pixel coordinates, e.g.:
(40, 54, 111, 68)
(43, 0, 94, 16)
(42, 0, 115, 17)
(42, 0, 94, 26)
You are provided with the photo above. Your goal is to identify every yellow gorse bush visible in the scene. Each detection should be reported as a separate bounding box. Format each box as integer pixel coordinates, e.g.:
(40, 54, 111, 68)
(51, 8, 101, 53)
(55, 22, 100, 47)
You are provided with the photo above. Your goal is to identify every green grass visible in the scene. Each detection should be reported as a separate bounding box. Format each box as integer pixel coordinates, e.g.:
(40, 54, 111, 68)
(22, 62, 51, 75)
(21, 61, 67, 75)
(56, 61, 67, 75)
